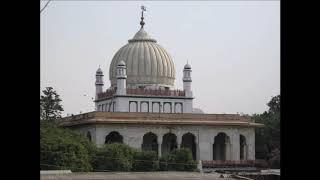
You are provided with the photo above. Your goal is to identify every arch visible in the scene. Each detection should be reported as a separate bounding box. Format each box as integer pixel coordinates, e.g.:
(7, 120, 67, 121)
(212, 132, 230, 160)
(162, 133, 177, 156)
(105, 131, 123, 144)
(86, 131, 92, 142)
(142, 132, 158, 155)
(140, 101, 149, 112)
(240, 134, 248, 160)
(129, 101, 138, 112)
(181, 133, 197, 160)
(152, 102, 160, 113)
(175, 103, 182, 113)
(163, 102, 172, 113)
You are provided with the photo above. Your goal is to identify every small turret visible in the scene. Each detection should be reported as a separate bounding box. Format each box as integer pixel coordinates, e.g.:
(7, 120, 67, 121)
(116, 61, 127, 95)
(95, 66, 104, 100)
(183, 62, 192, 98)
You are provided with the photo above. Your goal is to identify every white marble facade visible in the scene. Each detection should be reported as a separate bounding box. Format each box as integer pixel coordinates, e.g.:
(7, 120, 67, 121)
(76, 124, 255, 161)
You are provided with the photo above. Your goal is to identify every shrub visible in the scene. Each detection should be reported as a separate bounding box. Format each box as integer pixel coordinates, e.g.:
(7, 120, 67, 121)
(172, 148, 197, 171)
(132, 151, 159, 171)
(159, 148, 197, 171)
(92, 143, 135, 171)
(40, 121, 95, 172)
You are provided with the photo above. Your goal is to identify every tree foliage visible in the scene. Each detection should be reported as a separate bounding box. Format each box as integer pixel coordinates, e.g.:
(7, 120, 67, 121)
(132, 150, 159, 171)
(40, 121, 96, 172)
(92, 143, 135, 171)
(159, 148, 197, 171)
(40, 87, 64, 121)
(254, 95, 280, 168)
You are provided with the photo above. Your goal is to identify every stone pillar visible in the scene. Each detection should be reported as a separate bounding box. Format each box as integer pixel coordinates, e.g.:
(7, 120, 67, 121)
(95, 128, 106, 148)
(247, 132, 255, 160)
(158, 135, 163, 158)
(199, 138, 213, 160)
(244, 144, 248, 160)
(195, 135, 200, 161)
(177, 133, 182, 149)
(225, 138, 231, 160)
(123, 135, 130, 146)
(231, 134, 240, 160)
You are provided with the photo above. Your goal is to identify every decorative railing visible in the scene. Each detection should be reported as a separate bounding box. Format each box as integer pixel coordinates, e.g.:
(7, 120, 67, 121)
(126, 88, 185, 97)
(96, 88, 185, 100)
(97, 89, 116, 99)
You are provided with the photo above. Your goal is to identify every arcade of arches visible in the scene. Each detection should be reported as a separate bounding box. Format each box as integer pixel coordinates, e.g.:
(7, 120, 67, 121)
(92, 131, 249, 161)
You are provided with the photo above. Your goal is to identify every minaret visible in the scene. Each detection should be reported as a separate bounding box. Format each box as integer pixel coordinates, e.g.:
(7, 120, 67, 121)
(116, 61, 127, 95)
(183, 62, 193, 98)
(95, 66, 104, 100)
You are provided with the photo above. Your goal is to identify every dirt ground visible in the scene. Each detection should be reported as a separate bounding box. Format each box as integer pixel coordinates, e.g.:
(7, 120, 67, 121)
(41, 171, 236, 180)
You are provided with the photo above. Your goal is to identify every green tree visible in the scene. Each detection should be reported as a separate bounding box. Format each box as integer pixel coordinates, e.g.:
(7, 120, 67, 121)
(254, 95, 280, 168)
(40, 87, 64, 121)
(40, 121, 96, 172)
(92, 143, 135, 171)
(159, 148, 197, 171)
(132, 150, 159, 171)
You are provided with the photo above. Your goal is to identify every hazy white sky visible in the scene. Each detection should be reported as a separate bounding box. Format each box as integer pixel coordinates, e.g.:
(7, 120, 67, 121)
(40, 1, 280, 116)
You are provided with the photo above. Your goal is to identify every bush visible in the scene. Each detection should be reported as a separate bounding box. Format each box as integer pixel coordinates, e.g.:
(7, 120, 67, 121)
(40, 121, 96, 172)
(132, 151, 159, 171)
(159, 148, 197, 171)
(92, 143, 135, 171)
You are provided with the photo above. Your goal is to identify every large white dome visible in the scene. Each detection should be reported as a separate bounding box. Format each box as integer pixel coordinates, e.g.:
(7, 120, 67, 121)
(109, 28, 176, 88)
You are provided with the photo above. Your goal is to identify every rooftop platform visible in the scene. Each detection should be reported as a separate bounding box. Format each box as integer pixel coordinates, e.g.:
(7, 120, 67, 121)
(58, 112, 263, 128)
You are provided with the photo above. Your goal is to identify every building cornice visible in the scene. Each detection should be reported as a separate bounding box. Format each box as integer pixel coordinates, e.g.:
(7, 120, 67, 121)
(58, 112, 263, 128)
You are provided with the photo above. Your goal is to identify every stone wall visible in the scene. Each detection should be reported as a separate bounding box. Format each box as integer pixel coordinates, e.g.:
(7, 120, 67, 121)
(75, 124, 255, 161)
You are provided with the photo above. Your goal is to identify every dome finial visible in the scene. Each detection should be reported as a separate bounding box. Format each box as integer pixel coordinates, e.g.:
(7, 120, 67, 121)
(140, 5, 146, 29)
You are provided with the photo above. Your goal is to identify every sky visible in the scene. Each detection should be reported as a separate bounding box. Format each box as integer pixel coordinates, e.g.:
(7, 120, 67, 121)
(40, 1, 280, 116)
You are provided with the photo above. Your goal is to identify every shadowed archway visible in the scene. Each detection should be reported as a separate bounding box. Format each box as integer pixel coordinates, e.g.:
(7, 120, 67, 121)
(142, 132, 158, 155)
(162, 133, 177, 156)
(181, 133, 197, 160)
(105, 131, 123, 144)
(213, 132, 230, 160)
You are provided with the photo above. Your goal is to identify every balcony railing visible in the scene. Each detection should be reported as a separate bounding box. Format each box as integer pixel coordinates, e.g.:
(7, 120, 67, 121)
(127, 88, 185, 97)
(96, 88, 185, 100)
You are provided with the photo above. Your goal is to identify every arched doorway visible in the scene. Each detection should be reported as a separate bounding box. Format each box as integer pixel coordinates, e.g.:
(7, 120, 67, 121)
(86, 132, 92, 142)
(213, 133, 230, 160)
(105, 131, 123, 144)
(162, 133, 177, 156)
(240, 134, 247, 160)
(142, 132, 158, 155)
(181, 133, 197, 160)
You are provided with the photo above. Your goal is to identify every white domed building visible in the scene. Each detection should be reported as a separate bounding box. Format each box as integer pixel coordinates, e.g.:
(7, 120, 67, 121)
(60, 8, 262, 166)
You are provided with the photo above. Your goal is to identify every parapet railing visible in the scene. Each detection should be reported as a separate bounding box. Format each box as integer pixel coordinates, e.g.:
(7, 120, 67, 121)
(127, 88, 185, 97)
(96, 88, 185, 100)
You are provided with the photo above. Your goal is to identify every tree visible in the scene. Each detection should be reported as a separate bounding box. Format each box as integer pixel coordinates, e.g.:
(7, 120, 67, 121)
(40, 87, 64, 121)
(254, 95, 280, 168)
(40, 121, 96, 172)
(92, 143, 135, 171)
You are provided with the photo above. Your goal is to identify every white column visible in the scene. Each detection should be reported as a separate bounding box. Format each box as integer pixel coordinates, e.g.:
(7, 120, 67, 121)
(95, 128, 106, 148)
(199, 139, 213, 160)
(231, 134, 240, 160)
(177, 133, 182, 149)
(158, 135, 163, 158)
(247, 132, 255, 160)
